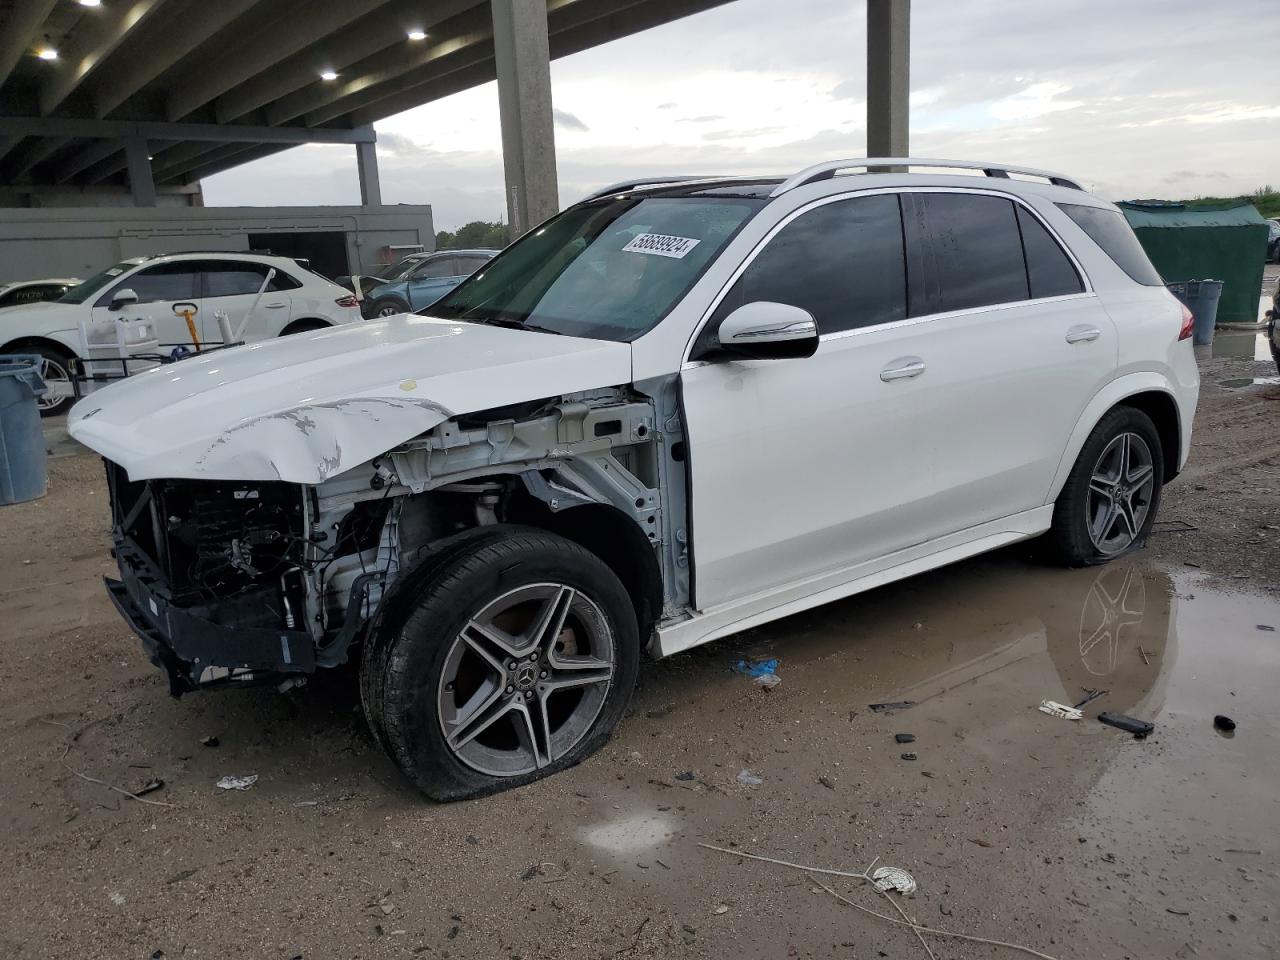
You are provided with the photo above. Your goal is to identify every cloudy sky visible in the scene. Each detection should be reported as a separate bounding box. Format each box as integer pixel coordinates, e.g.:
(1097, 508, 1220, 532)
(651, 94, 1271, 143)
(203, 0, 1280, 230)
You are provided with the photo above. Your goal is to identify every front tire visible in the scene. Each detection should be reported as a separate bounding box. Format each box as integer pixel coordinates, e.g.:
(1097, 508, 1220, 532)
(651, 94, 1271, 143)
(367, 296, 408, 319)
(1049, 407, 1164, 566)
(361, 527, 639, 801)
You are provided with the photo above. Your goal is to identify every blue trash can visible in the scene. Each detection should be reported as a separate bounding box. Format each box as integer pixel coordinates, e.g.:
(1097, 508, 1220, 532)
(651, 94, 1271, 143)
(0, 354, 49, 505)
(1167, 280, 1224, 346)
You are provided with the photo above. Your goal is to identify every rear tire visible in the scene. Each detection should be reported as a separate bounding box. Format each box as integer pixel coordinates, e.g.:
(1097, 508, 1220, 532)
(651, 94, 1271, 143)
(361, 526, 639, 801)
(26, 343, 76, 418)
(368, 297, 408, 319)
(1048, 407, 1164, 566)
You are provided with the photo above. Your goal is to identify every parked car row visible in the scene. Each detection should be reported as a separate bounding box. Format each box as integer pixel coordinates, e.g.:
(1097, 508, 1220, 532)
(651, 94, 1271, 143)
(0, 246, 497, 416)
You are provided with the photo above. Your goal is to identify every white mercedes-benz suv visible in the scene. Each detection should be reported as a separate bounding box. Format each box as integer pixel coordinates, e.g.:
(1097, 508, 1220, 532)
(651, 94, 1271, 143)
(1, 251, 363, 415)
(68, 158, 1199, 800)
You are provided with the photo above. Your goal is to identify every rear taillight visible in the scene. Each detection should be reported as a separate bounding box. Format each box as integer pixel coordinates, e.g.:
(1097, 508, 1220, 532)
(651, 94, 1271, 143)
(1177, 303, 1194, 341)
(335, 294, 359, 309)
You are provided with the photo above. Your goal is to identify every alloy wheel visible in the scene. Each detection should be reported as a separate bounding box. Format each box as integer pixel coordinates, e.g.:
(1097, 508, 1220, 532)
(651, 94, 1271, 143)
(437, 583, 615, 777)
(1086, 432, 1155, 556)
(36, 356, 72, 412)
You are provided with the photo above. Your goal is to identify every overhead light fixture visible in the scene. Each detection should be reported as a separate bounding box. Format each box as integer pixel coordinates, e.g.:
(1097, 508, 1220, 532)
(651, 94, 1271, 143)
(407, 29, 427, 40)
(319, 69, 338, 81)
(37, 47, 58, 61)
(77, 0, 103, 7)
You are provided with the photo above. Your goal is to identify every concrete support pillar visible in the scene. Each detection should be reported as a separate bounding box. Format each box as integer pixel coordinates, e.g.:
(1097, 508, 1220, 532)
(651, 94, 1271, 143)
(866, 0, 910, 160)
(490, 0, 559, 236)
(356, 134, 382, 206)
(124, 137, 157, 206)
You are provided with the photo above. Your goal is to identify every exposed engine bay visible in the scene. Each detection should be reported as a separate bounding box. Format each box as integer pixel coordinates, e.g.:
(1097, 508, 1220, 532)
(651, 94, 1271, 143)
(104, 386, 687, 693)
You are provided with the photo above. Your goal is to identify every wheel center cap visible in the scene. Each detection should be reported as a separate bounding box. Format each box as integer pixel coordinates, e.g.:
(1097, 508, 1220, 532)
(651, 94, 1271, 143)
(514, 663, 538, 690)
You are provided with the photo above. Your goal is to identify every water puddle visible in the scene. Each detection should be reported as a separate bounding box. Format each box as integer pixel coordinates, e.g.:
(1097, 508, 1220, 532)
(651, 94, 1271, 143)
(1211, 330, 1269, 362)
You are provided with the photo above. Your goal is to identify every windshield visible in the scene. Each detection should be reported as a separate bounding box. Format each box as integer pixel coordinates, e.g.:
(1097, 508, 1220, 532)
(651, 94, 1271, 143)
(429, 196, 764, 341)
(58, 261, 136, 304)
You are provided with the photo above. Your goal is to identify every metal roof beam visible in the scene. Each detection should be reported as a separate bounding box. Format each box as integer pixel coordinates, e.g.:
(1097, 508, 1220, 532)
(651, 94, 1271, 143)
(164, 0, 393, 121)
(213, 0, 475, 123)
(38, 0, 170, 116)
(92, 0, 264, 118)
(0, 115, 376, 143)
(0, 0, 57, 88)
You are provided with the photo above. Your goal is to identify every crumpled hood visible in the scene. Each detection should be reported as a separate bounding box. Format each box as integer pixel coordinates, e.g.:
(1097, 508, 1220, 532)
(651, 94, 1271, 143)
(68, 314, 633, 484)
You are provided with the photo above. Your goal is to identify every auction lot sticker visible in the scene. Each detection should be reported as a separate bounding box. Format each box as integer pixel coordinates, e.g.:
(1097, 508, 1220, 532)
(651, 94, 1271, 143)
(622, 233, 702, 259)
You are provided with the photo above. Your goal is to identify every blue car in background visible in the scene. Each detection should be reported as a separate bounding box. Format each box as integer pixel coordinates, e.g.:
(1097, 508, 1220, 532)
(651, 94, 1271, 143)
(363, 249, 498, 317)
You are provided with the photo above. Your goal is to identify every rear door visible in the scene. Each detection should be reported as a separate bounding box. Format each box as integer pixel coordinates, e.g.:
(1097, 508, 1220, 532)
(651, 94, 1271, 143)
(197, 260, 295, 342)
(92, 261, 200, 346)
(404, 256, 463, 309)
(900, 190, 1113, 536)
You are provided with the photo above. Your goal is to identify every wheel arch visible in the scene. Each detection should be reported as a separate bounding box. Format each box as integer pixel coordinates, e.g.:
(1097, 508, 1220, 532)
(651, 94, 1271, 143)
(0, 333, 80, 360)
(279, 317, 332, 336)
(1047, 374, 1184, 502)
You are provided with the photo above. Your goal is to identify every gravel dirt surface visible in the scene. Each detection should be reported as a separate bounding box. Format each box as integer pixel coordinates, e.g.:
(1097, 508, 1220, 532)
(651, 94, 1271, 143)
(3, 329, 1280, 959)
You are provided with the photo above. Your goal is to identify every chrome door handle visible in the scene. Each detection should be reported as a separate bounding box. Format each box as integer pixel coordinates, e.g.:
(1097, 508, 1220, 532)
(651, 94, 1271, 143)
(264, 302, 287, 309)
(880, 358, 926, 382)
(1065, 325, 1101, 343)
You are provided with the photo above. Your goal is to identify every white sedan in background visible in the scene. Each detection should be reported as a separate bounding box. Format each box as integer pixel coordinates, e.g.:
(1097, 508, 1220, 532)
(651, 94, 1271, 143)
(0, 251, 363, 415)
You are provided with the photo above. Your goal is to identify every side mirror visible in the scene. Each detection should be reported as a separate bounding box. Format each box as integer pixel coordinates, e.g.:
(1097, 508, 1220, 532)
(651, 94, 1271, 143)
(110, 288, 138, 310)
(715, 301, 819, 360)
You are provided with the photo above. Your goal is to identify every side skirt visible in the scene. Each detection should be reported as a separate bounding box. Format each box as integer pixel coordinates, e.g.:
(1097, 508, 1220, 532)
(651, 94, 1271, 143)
(653, 505, 1054, 658)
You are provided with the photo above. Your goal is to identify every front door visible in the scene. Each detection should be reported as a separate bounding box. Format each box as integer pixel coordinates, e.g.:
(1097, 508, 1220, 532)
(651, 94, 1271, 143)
(405, 256, 464, 310)
(92, 261, 201, 347)
(682, 192, 932, 610)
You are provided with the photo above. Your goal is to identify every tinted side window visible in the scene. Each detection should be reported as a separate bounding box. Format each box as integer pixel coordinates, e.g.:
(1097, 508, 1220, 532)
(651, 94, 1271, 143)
(1016, 206, 1084, 298)
(269, 269, 303, 291)
(710, 194, 906, 337)
(916, 193, 1028, 312)
(412, 257, 459, 280)
(103, 262, 198, 305)
(456, 256, 492, 274)
(1056, 203, 1163, 286)
(202, 261, 271, 297)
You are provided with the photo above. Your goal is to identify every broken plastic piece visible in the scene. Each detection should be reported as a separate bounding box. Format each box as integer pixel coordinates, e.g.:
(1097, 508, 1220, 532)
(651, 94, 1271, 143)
(1039, 700, 1083, 720)
(734, 658, 780, 687)
(871, 866, 917, 895)
(215, 774, 259, 791)
(1098, 712, 1153, 738)
(736, 769, 763, 786)
(900, 752, 917, 761)
(1214, 715, 1236, 732)
(894, 733, 916, 744)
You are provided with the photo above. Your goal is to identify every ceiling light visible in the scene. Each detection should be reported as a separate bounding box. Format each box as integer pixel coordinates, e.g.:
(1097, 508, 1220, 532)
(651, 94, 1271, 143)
(319, 69, 338, 81)
(77, 0, 103, 7)
(37, 47, 58, 61)
(407, 29, 427, 40)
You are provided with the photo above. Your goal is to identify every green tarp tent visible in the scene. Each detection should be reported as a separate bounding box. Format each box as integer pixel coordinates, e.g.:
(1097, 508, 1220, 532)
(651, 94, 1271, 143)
(1118, 201, 1268, 324)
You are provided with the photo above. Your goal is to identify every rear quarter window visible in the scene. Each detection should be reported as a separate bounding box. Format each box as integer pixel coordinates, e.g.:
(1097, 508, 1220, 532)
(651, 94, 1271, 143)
(1056, 203, 1163, 286)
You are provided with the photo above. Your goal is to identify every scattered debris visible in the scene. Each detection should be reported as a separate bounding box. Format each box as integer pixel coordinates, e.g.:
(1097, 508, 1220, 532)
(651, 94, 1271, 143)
(135, 778, 165, 797)
(1152, 519, 1197, 533)
(1074, 689, 1107, 709)
(1225, 848, 1262, 855)
(894, 733, 916, 744)
(1166, 908, 1191, 916)
(165, 869, 198, 884)
(871, 866, 917, 895)
(870, 701, 915, 714)
(1039, 700, 1083, 720)
(674, 771, 695, 781)
(1098, 712, 1153, 738)
(215, 774, 258, 791)
(1183, 561, 1202, 568)
(1257, 624, 1275, 632)
(200, 736, 220, 748)
(968, 838, 993, 848)
(108, 892, 125, 906)
(63, 764, 175, 808)
(817, 776, 835, 790)
(1139, 645, 1152, 665)
(736, 769, 763, 786)
(712, 904, 729, 915)
(900, 752, 917, 761)
(655, 858, 670, 870)
(1214, 715, 1237, 732)
(733, 658, 781, 688)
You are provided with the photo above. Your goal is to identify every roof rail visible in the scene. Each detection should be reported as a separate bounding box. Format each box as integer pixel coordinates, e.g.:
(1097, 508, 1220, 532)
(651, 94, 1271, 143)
(769, 158, 1084, 197)
(582, 174, 746, 202)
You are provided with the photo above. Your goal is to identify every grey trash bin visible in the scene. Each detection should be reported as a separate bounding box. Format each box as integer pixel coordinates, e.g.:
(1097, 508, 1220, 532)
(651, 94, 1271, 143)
(0, 354, 49, 505)
(1167, 280, 1224, 346)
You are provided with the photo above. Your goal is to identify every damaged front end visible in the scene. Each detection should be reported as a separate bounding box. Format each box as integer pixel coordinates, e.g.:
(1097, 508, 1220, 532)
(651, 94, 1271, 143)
(102, 386, 683, 695)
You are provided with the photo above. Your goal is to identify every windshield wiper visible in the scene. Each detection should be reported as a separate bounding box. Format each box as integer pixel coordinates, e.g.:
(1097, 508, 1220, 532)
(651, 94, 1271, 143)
(464, 316, 564, 336)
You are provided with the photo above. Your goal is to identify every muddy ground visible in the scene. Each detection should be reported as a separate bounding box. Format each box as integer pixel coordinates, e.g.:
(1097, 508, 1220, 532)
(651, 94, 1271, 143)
(3, 303, 1280, 959)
